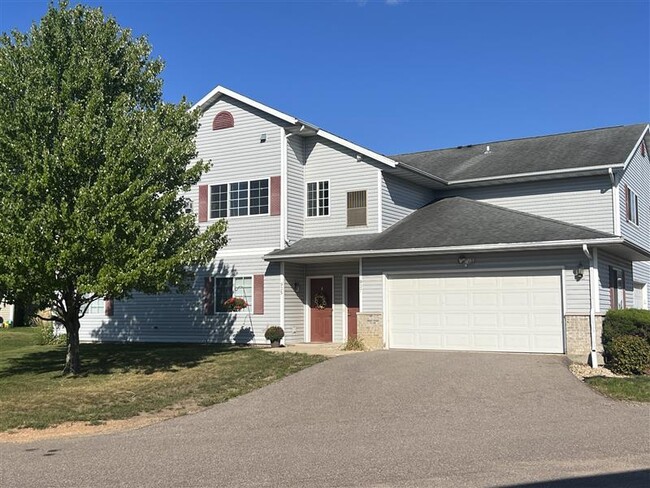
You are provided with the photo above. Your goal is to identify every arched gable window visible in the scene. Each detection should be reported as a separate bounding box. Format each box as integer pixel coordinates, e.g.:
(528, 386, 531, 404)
(212, 111, 234, 130)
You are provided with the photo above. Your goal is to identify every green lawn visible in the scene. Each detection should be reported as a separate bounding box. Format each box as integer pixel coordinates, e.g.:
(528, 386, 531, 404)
(585, 376, 650, 402)
(0, 327, 326, 431)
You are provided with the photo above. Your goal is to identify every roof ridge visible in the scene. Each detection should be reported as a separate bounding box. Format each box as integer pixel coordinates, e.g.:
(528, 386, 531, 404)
(441, 196, 615, 238)
(391, 123, 647, 157)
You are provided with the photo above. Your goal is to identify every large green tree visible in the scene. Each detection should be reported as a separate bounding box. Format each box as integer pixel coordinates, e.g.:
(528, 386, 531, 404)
(0, 2, 227, 374)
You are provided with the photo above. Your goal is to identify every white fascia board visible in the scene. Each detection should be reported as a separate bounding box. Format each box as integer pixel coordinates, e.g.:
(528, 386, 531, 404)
(447, 164, 626, 186)
(191, 86, 298, 125)
(395, 162, 449, 185)
(315, 129, 397, 169)
(192, 86, 399, 170)
(265, 238, 625, 261)
(621, 124, 650, 171)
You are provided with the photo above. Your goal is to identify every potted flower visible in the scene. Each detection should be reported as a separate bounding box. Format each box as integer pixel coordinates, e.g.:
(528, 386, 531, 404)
(264, 326, 285, 348)
(223, 297, 248, 312)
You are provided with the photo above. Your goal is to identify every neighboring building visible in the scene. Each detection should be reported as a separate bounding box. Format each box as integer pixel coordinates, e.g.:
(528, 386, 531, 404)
(0, 300, 14, 324)
(79, 86, 650, 364)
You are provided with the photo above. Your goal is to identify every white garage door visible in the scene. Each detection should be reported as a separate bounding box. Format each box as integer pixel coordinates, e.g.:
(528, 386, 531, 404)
(388, 271, 563, 353)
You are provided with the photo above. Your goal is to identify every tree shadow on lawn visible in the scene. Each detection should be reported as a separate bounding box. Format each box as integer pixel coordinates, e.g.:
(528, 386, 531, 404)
(0, 343, 244, 378)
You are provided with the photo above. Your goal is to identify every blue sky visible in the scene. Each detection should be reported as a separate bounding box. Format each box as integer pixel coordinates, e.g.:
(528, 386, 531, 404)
(1, 0, 648, 154)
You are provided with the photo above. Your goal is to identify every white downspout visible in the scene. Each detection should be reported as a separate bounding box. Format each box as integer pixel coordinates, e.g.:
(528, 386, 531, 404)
(582, 244, 598, 368)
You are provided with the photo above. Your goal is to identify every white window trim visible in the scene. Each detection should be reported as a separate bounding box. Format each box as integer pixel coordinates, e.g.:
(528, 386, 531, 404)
(208, 177, 270, 221)
(626, 187, 640, 226)
(85, 297, 106, 315)
(214, 275, 254, 314)
(305, 179, 331, 218)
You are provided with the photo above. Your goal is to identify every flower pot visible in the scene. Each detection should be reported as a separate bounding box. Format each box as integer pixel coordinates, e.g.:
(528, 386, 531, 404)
(270, 340, 281, 348)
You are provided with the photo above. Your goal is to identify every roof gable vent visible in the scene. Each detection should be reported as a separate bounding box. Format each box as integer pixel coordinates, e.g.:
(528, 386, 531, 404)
(212, 111, 234, 131)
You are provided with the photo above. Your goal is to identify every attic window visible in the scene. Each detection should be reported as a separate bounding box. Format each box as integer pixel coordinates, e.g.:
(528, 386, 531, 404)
(641, 140, 647, 158)
(212, 111, 234, 131)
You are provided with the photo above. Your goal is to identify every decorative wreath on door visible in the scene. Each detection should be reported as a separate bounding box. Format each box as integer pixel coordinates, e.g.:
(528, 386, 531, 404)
(313, 289, 328, 310)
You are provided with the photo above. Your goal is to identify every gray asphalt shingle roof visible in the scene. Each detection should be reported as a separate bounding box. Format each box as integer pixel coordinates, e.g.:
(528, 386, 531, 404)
(391, 124, 648, 182)
(266, 197, 614, 258)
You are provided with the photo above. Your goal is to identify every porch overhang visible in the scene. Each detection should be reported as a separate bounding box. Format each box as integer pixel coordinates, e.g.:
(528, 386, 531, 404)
(265, 237, 650, 264)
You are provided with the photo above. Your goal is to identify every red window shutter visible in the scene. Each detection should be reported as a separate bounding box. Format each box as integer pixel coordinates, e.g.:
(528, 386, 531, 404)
(104, 298, 114, 317)
(203, 277, 214, 315)
(254, 275, 264, 315)
(624, 184, 630, 221)
(198, 185, 208, 222)
(270, 176, 281, 216)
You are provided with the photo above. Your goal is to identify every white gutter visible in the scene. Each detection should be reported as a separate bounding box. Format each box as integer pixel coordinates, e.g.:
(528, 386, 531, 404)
(582, 244, 599, 368)
(448, 163, 625, 186)
(609, 168, 621, 235)
(395, 162, 449, 185)
(620, 124, 650, 170)
(265, 237, 625, 261)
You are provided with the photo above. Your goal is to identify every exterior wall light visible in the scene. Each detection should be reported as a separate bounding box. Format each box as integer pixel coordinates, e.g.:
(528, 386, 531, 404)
(573, 264, 584, 281)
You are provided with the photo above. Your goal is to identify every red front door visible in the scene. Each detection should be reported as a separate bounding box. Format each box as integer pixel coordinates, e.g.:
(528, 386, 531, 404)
(346, 277, 359, 339)
(310, 278, 333, 342)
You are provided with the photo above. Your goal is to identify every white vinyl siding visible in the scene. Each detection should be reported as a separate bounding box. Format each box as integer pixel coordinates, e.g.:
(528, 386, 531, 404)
(439, 176, 614, 233)
(191, 95, 284, 249)
(303, 137, 380, 237)
(381, 173, 434, 230)
(283, 262, 306, 342)
(387, 271, 563, 353)
(286, 135, 305, 244)
(362, 249, 590, 316)
(79, 255, 280, 345)
(619, 142, 650, 251)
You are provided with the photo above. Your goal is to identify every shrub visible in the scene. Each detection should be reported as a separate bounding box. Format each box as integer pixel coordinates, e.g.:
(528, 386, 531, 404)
(602, 308, 650, 347)
(264, 326, 285, 343)
(606, 335, 650, 375)
(342, 336, 365, 351)
(35, 319, 68, 346)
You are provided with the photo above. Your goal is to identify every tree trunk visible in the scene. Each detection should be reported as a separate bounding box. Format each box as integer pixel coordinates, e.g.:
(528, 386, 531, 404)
(64, 316, 81, 375)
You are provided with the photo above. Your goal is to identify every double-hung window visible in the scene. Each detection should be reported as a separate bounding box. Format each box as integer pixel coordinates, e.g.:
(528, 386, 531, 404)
(210, 179, 269, 219)
(625, 186, 639, 225)
(214, 276, 253, 313)
(307, 181, 329, 217)
(210, 184, 228, 219)
(86, 297, 105, 315)
(249, 179, 269, 215)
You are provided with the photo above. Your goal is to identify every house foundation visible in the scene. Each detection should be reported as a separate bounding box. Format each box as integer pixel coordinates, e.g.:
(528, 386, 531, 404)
(565, 314, 604, 364)
(357, 313, 384, 350)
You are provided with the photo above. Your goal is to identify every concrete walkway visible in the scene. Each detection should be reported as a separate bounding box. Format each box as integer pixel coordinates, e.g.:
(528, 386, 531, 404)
(265, 342, 363, 357)
(1, 351, 648, 487)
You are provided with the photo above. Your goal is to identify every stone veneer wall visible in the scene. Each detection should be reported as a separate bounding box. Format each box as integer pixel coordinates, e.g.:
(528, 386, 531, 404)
(357, 313, 383, 350)
(565, 314, 604, 364)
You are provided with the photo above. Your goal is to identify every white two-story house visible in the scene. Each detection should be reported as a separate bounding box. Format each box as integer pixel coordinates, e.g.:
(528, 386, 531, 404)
(80, 86, 650, 364)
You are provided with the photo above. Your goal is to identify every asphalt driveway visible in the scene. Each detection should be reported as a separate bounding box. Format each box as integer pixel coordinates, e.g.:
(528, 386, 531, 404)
(1, 351, 648, 487)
